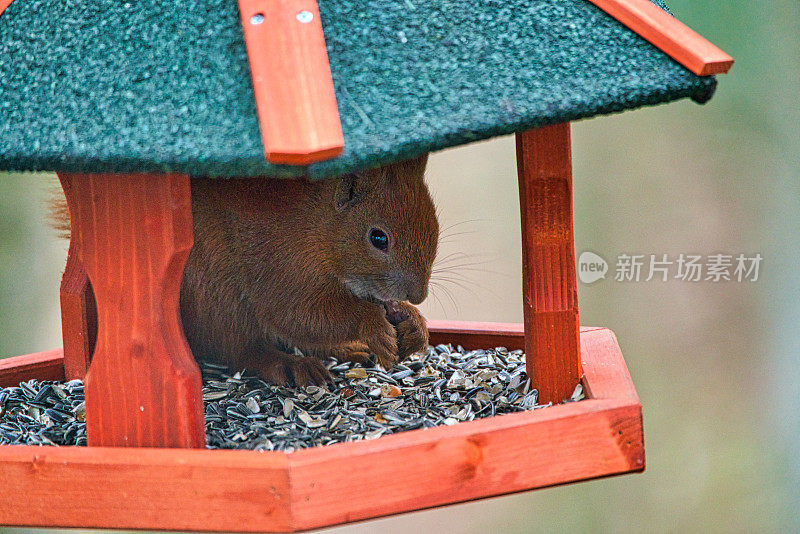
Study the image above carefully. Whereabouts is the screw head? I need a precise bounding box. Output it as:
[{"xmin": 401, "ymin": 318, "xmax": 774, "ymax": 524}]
[{"xmin": 296, "ymin": 10, "xmax": 313, "ymax": 23}]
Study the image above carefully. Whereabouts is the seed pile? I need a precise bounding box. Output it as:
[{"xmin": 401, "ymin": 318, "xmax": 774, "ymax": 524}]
[
  {"xmin": 0, "ymin": 345, "xmax": 583, "ymax": 450},
  {"xmin": 0, "ymin": 380, "xmax": 86, "ymax": 446}
]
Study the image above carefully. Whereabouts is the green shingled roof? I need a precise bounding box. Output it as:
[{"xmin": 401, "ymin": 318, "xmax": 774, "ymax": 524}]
[{"xmin": 0, "ymin": 0, "xmax": 716, "ymax": 178}]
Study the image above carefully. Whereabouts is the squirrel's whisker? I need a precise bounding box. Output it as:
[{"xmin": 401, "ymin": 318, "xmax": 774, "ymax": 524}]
[
  {"xmin": 437, "ymin": 230, "xmax": 478, "ymax": 242},
  {"xmin": 429, "ymin": 281, "xmax": 459, "ymax": 314},
  {"xmin": 426, "ymin": 284, "xmax": 448, "ymax": 315},
  {"xmin": 438, "ymin": 218, "xmax": 488, "ymax": 235},
  {"xmin": 432, "ymin": 251, "xmax": 491, "ymax": 265}
]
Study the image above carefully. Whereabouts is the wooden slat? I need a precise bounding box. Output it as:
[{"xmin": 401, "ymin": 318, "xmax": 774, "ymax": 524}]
[
  {"xmin": 58, "ymin": 189, "xmax": 97, "ymax": 380},
  {"xmin": 238, "ymin": 0, "xmax": 344, "ymax": 164},
  {"xmin": 0, "ymin": 447, "xmax": 292, "ymax": 531},
  {"xmin": 289, "ymin": 399, "xmax": 642, "ymax": 530},
  {"xmin": 586, "ymin": 0, "xmax": 733, "ymax": 76},
  {"xmin": 0, "ymin": 349, "xmax": 64, "ymax": 387},
  {"xmin": 59, "ymin": 173, "xmax": 205, "ymax": 449},
  {"xmin": 580, "ymin": 328, "xmax": 639, "ymax": 402},
  {"xmin": 0, "ymin": 326, "xmax": 644, "ymax": 532},
  {"xmin": 0, "ymin": 0, "xmax": 14, "ymax": 17},
  {"xmin": 427, "ymin": 321, "xmax": 605, "ymax": 351},
  {"xmin": 516, "ymin": 124, "xmax": 581, "ymax": 405},
  {"xmin": 428, "ymin": 320, "xmax": 525, "ymax": 350},
  {"xmin": 0, "ymin": 323, "xmax": 603, "ymax": 386}
]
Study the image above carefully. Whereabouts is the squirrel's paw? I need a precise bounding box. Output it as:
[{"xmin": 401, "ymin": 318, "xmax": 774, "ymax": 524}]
[
  {"xmin": 386, "ymin": 301, "xmax": 429, "ymax": 360},
  {"xmin": 327, "ymin": 342, "xmax": 372, "ymax": 365},
  {"xmin": 361, "ymin": 316, "xmax": 399, "ymax": 369},
  {"xmin": 256, "ymin": 352, "xmax": 331, "ymax": 387}
]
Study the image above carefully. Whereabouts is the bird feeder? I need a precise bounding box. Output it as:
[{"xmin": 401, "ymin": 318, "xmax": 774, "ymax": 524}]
[{"xmin": 0, "ymin": 0, "xmax": 731, "ymax": 530}]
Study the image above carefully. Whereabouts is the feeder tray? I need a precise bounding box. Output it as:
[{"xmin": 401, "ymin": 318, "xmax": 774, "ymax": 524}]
[
  {"xmin": 0, "ymin": 324, "xmax": 638, "ymax": 532},
  {"xmin": 0, "ymin": 0, "xmax": 731, "ymax": 530}
]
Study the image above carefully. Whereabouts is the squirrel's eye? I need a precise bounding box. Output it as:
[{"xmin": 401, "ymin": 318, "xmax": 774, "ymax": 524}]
[{"xmin": 369, "ymin": 228, "xmax": 389, "ymax": 251}]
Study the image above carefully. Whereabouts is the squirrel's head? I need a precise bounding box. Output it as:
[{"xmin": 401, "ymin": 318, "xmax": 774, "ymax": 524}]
[{"xmin": 331, "ymin": 155, "xmax": 438, "ymax": 305}]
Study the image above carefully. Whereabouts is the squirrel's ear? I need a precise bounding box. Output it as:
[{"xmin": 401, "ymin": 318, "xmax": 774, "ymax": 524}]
[{"xmin": 335, "ymin": 172, "xmax": 367, "ymax": 211}]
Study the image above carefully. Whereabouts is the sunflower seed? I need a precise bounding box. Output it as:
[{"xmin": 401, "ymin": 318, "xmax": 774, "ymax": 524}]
[{"xmin": 0, "ymin": 345, "xmax": 579, "ymax": 450}]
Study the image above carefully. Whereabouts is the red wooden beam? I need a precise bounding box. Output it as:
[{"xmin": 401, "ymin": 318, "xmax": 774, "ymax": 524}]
[
  {"xmin": 586, "ymin": 0, "xmax": 733, "ymax": 76},
  {"xmin": 238, "ymin": 0, "xmax": 344, "ymax": 164},
  {"xmin": 58, "ymin": 173, "xmax": 205, "ymax": 448},
  {"xmin": 0, "ymin": 323, "xmax": 604, "ymax": 387},
  {"xmin": 0, "ymin": 0, "xmax": 14, "ymax": 17},
  {"xmin": 0, "ymin": 349, "xmax": 64, "ymax": 387},
  {"xmin": 0, "ymin": 323, "xmax": 600, "ymax": 388},
  {"xmin": 516, "ymin": 123, "xmax": 581, "ymax": 405},
  {"xmin": 428, "ymin": 321, "xmax": 526, "ymax": 351},
  {"xmin": 58, "ymin": 187, "xmax": 97, "ymax": 380},
  {"xmin": 0, "ymin": 446, "xmax": 293, "ymax": 531},
  {"xmin": 427, "ymin": 321, "xmax": 608, "ymax": 353},
  {"xmin": 580, "ymin": 328, "xmax": 640, "ymax": 402}
]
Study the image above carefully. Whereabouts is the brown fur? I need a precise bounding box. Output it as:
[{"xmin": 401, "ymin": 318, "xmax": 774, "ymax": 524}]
[{"xmin": 52, "ymin": 156, "xmax": 439, "ymax": 385}]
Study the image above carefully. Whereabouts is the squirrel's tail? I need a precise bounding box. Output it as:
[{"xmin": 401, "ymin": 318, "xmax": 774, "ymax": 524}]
[{"xmin": 48, "ymin": 189, "xmax": 71, "ymax": 240}]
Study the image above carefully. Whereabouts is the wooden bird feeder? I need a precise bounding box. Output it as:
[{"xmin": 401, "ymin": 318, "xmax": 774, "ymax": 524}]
[{"xmin": 0, "ymin": 0, "xmax": 730, "ymax": 530}]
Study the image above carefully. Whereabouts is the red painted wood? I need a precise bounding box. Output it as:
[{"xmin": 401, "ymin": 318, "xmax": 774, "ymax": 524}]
[
  {"xmin": 580, "ymin": 328, "xmax": 639, "ymax": 402},
  {"xmin": 290, "ymin": 400, "xmax": 642, "ymax": 530},
  {"xmin": 0, "ymin": 323, "xmax": 599, "ymax": 387},
  {"xmin": 0, "ymin": 326, "xmax": 643, "ymax": 532},
  {"xmin": 0, "ymin": 349, "xmax": 64, "ymax": 387},
  {"xmin": 427, "ymin": 321, "xmax": 606, "ymax": 352},
  {"xmin": 428, "ymin": 320, "xmax": 526, "ymax": 351},
  {"xmin": 58, "ymin": 173, "xmax": 204, "ymax": 448},
  {"xmin": 238, "ymin": 0, "xmax": 344, "ymax": 164},
  {"xmin": 0, "ymin": 0, "xmax": 13, "ymax": 17},
  {"xmin": 516, "ymin": 123, "xmax": 581, "ymax": 405},
  {"xmin": 0, "ymin": 446, "xmax": 292, "ymax": 531},
  {"xmin": 58, "ymin": 183, "xmax": 97, "ymax": 380},
  {"xmin": 586, "ymin": 0, "xmax": 733, "ymax": 76}
]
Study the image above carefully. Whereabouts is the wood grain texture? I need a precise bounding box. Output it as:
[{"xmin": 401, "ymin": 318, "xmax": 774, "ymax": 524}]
[
  {"xmin": 581, "ymin": 328, "xmax": 639, "ymax": 402},
  {"xmin": 428, "ymin": 320, "xmax": 526, "ymax": 350},
  {"xmin": 586, "ymin": 0, "xmax": 733, "ymax": 76},
  {"xmin": 427, "ymin": 321, "xmax": 605, "ymax": 351},
  {"xmin": 289, "ymin": 326, "xmax": 644, "ymax": 531},
  {"xmin": 0, "ymin": 446, "xmax": 292, "ymax": 531},
  {"xmin": 238, "ymin": 0, "xmax": 344, "ymax": 164},
  {"xmin": 0, "ymin": 326, "xmax": 643, "ymax": 532},
  {"xmin": 58, "ymin": 173, "xmax": 204, "ymax": 448},
  {"xmin": 58, "ymin": 198, "xmax": 97, "ymax": 380},
  {"xmin": 0, "ymin": 349, "xmax": 64, "ymax": 387},
  {"xmin": 289, "ymin": 399, "xmax": 642, "ymax": 530},
  {"xmin": 516, "ymin": 124, "xmax": 581, "ymax": 405}
]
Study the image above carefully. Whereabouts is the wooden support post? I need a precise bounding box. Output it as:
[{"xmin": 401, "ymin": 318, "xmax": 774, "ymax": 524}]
[
  {"xmin": 59, "ymin": 231, "xmax": 97, "ymax": 380},
  {"xmin": 516, "ymin": 123, "xmax": 581, "ymax": 405},
  {"xmin": 58, "ymin": 173, "xmax": 205, "ymax": 448}
]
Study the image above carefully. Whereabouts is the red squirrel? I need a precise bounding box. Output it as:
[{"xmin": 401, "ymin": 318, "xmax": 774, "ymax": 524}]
[{"xmin": 53, "ymin": 155, "xmax": 439, "ymax": 386}]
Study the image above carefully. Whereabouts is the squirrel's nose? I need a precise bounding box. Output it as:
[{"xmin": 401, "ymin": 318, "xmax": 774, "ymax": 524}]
[{"xmin": 404, "ymin": 276, "xmax": 427, "ymax": 305}]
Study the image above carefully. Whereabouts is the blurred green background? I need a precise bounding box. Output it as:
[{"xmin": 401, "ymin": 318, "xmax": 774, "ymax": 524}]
[{"xmin": 1, "ymin": 1, "xmax": 798, "ymax": 533}]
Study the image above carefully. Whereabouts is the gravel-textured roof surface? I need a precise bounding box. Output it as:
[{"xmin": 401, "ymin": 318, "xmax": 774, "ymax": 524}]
[{"xmin": 0, "ymin": 0, "xmax": 715, "ymax": 177}]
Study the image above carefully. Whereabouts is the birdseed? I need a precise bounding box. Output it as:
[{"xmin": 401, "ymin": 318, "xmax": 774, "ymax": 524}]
[{"xmin": 0, "ymin": 345, "xmax": 583, "ymax": 450}]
